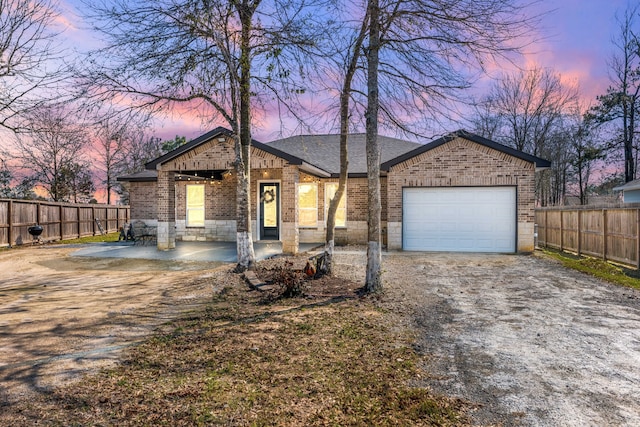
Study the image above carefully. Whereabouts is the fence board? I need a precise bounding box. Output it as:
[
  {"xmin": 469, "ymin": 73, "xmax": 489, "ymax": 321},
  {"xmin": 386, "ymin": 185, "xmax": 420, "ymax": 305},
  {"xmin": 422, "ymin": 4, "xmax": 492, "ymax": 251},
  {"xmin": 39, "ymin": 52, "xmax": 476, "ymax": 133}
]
[
  {"xmin": 0, "ymin": 199, "xmax": 129, "ymax": 247},
  {"xmin": 562, "ymin": 210, "xmax": 579, "ymax": 253},
  {"xmin": 537, "ymin": 207, "xmax": 640, "ymax": 269},
  {"xmin": 79, "ymin": 207, "xmax": 94, "ymax": 237}
]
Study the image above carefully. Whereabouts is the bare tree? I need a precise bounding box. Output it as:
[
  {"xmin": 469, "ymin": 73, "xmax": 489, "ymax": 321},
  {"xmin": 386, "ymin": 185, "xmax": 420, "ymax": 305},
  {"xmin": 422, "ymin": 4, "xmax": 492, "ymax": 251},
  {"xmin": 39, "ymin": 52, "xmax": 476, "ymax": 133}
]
[
  {"xmin": 114, "ymin": 132, "xmax": 164, "ymax": 204},
  {"xmin": 357, "ymin": 0, "xmax": 537, "ymax": 291},
  {"xmin": 472, "ymin": 67, "xmax": 578, "ymax": 205},
  {"xmin": 477, "ymin": 67, "xmax": 579, "ymax": 156},
  {"xmin": 92, "ymin": 116, "xmax": 134, "ymax": 204},
  {"xmin": 588, "ymin": 4, "xmax": 640, "ymax": 183},
  {"xmin": 470, "ymin": 97, "xmax": 503, "ymax": 141},
  {"xmin": 537, "ymin": 128, "xmax": 573, "ymax": 205},
  {"xmin": 122, "ymin": 135, "xmax": 163, "ymax": 173},
  {"xmin": 79, "ymin": 0, "xmax": 315, "ymax": 271},
  {"xmin": 12, "ymin": 104, "xmax": 88, "ymax": 201},
  {"xmin": 310, "ymin": 0, "xmax": 536, "ymax": 290},
  {"xmin": 0, "ymin": 0, "xmax": 68, "ymax": 132},
  {"xmin": 363, "ymin": 0, "xmax": 382, "ymax": 292},
  {"xmin": 318, "ymin": 8, "xmax": 369, "ymax": 274},
  {"xmin": 89, "ymin": 109, "xmax": 152, "ymax": 204},
  {"xmin": 318, "ymin": 0, "xmax": 534, "ymax": 287}
]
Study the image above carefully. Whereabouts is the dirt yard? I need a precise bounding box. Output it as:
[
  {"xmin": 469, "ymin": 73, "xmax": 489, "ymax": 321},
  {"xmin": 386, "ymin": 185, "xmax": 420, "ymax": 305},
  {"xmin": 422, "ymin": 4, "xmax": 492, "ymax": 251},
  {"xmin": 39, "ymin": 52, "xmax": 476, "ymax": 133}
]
[
  {"xmin": 333, "ymin": 250, "xmax": 640, "ymax": 426},
  {"xmin": 2, "ymin": 245, "xmax": 640, "ymax": 426},
  {"xmin": 0, "ymin": 245, "xmax": 225, "ymax": 404}
]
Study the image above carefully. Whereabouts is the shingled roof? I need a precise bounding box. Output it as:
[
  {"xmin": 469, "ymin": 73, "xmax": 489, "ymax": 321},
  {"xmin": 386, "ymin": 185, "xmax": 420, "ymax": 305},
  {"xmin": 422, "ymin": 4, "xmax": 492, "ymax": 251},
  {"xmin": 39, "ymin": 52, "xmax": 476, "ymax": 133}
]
[{"xmin": 266, "ymin": 133, "xmax": 422, "ymax": 176}]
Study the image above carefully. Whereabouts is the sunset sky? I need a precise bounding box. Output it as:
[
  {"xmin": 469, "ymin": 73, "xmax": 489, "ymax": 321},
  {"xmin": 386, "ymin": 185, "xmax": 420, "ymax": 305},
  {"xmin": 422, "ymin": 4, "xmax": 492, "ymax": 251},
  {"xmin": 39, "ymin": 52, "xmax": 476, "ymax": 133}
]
[{"xmin": 57, "ymin": 0, "xmax": 636, "ymax": 142}]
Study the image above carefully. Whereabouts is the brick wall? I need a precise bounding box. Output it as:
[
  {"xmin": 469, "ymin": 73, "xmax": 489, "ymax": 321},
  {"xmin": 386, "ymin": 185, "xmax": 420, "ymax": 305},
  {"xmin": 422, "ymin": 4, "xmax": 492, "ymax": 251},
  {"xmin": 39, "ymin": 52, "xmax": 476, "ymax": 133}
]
[
  {"xmin": 129, "ymin": 181, "xmax": 157, "ymax": 221},
  {"xmin": 342, "ymin": 177, "xmax": 387, "ymax": 222}
]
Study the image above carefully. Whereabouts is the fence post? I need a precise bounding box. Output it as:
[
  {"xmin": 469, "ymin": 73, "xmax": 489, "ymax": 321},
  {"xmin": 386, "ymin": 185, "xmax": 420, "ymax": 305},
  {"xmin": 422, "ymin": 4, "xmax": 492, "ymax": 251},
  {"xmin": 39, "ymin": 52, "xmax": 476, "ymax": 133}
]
[
  {"xmin": 8, "ymin": 200, "xmax": 13, "ymax": 247},
  {"xmin": 544, "ymin": 210, "xmax": 548, "ymax": 248},
  {"xmin": 77, "ymin": 205, "xmax": 81, "ymax": 238},
  {"xmin": 577, "ymin": 209, "xmax": 582, "ymax": 257},
  {"xmin": 603, "ymin": 209, "xmax": 608, "ymax": 261},
  {"xmin": 59, "ymin": 204, "xmax": 64, "ymax": 240},
  {"xmin": 636, "ymin": 209, "xmax": 640, "ymax": 270},
  {"xmin": 560, "ymin": 210, "xmax": 564, "ymax": 251},
  {"xmin": 92, "ymin": 206, "xmax": 96, "ymax": 236}
]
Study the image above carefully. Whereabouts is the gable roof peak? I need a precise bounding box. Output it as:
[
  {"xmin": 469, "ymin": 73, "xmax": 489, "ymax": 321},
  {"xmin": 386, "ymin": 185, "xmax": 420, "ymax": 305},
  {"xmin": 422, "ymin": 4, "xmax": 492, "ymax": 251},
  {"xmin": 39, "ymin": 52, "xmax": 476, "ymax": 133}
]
[{"xmin": 380, "ymin": 129, "xmax": 551, "ymax": 170}]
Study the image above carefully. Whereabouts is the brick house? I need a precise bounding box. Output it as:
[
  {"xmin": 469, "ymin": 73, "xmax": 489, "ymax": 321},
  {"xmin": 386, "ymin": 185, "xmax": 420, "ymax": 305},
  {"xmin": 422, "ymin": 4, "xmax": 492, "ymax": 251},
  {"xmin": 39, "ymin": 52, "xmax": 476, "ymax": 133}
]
[{"xmin": 118, "ymin": 127, "xmax": 550, "ymax": 253}]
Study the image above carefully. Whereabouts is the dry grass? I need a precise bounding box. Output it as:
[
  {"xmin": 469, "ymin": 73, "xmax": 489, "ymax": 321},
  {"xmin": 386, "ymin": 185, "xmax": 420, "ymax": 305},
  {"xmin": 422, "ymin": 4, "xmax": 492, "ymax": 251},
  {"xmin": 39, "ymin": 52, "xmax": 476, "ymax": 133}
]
[
  {"xmin": 2, "ymin": 256, "xmax": 471, "ymax": 426},
  {"xmin": 541, "ymin": 248, "xmax": 640, "ymax": 290}
]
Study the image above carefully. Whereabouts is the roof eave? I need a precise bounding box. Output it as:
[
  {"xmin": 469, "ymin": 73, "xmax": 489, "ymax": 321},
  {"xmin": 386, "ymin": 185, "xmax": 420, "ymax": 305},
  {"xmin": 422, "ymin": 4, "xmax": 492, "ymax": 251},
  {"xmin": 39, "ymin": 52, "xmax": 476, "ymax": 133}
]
[
  {"xmin": 455, "ymin": 130, "xmax": 551, "ymax": 168},
  {"xmin": 614, "ymin": 185, "xmax": 640, "ymax": 192},
  {"xmin": 251, "ymin": 140, "xmax": 305, "ymax": 165},
  {"xmin": 300, "ymin": 162, "xmax": 331, "ymax": 178}
]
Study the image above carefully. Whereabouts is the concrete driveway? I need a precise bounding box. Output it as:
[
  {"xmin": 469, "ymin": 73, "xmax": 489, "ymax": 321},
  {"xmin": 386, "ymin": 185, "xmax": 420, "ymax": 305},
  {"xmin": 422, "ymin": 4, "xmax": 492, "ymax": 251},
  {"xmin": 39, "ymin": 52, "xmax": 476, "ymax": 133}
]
[{"xmin": 362, "ymin": 252, "xmax": 640, "ymax": 426}]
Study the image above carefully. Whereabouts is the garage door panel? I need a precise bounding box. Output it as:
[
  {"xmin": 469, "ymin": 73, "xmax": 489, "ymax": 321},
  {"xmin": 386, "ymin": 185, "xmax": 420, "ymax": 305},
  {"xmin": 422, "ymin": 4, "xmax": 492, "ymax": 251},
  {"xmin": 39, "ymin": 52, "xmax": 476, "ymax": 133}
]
[{"xmin": 402, "ymin": 187, "xmax": 516, "ymax": 253}]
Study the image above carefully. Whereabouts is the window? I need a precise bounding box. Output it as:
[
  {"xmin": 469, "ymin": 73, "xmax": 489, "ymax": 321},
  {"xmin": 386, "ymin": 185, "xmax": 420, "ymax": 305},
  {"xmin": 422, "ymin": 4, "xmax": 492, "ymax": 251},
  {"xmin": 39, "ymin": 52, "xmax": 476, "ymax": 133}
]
[
  {"xmin": 325, "ymin": 183, "xmax": 347, "ymax": 227},
  {"xmin": 186, "ymin": 184, "xmax": 205, "ymax": 227},
  {"xmin": 297, "ymin": 183, "xmax": 317, "ymax": 227}
]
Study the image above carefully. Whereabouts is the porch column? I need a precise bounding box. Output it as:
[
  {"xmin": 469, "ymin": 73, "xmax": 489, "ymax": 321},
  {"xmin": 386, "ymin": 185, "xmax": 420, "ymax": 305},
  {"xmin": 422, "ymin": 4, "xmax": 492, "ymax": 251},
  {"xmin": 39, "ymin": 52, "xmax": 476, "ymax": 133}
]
[
  {"xmin": 281, "ymin": 164, "xmax": 299, "ymax": 254},
  {"xmin": 157, "ymin": 169, "xmax": 176, "ymax": 250}
]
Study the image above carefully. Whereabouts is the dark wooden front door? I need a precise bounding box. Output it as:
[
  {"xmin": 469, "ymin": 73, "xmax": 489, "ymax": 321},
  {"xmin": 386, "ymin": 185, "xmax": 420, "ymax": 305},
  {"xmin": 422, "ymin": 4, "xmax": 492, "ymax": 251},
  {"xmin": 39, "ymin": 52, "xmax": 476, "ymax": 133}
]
[{"xmin": 259, "ymin": 183, "xmax": 279, "ymax": 240}]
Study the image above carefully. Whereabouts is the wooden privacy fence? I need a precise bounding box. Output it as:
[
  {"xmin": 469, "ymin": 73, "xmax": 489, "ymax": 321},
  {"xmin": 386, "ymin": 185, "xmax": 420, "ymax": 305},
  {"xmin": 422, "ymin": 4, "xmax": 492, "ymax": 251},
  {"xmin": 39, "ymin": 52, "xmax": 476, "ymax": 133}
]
[
  {"xmin": 0, "ymin": 199, "xmax": 130, "ymax": 247},
  {"xmin": 536, "ymin": 206, "xmax": 640, "ymax": 269}
]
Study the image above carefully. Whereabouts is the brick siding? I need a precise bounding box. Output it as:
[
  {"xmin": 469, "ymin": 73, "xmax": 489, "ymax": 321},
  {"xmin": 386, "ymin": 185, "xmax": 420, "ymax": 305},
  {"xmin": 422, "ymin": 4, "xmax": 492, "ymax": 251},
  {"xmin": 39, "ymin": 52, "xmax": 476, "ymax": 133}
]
[{"xmin": 129, "ymin": 181, "xmax": 157, "ymax": 221}]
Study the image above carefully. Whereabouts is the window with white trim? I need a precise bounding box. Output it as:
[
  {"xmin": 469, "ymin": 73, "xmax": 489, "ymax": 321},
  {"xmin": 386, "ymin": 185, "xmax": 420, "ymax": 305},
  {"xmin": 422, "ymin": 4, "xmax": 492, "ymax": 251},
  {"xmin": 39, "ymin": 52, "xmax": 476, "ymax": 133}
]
[
  {"xmin": 325, "ymin": 182, "xmax": 346, "ymax": 227},
  {"xmin": 186, "ymin": 184, "xmax": 205, "ymax": 227},
  {"xmin": 297, "ymin": 183, "xmax": 317, "ymax": 227}
]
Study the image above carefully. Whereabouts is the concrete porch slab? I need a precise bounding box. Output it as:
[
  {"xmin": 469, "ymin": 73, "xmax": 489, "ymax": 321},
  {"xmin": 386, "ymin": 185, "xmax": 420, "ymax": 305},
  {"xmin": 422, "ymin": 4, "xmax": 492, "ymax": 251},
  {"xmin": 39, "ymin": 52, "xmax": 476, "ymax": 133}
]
[{"xmin": 71, "ymin": 241, "xmax": 322, "ymax": 263}]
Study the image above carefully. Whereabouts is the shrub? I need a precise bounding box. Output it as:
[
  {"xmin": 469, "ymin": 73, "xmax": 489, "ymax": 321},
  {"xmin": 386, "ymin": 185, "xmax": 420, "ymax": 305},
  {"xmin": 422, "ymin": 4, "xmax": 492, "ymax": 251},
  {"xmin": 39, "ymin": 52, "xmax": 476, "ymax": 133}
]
[{"xmin": 271, "ymin": 260, "xmax": 306, "ymax": 298}]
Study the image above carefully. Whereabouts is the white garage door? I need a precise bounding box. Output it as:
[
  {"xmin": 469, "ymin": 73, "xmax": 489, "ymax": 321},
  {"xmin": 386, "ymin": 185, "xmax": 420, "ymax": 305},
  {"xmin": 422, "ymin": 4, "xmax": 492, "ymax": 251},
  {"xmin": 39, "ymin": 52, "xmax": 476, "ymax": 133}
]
[{"xmin": 403, "ymin": 187, "xmax": 516, "ymax": 253}]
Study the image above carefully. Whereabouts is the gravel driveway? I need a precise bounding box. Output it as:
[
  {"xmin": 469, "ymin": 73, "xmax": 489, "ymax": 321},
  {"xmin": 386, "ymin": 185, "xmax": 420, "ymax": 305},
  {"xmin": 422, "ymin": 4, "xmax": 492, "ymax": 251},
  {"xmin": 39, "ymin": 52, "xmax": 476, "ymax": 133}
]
[{"xmin": 354, "ymin": 251, "xmax": 640, "ymax": 426}]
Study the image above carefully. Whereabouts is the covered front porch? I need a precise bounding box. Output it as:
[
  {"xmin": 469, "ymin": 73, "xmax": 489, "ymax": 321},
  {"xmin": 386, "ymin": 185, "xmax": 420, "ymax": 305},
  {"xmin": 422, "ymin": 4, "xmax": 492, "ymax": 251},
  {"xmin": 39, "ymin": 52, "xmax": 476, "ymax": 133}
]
[{"xmin": 121, "ymin": 128, "xmax": 332, "ymax": 255}]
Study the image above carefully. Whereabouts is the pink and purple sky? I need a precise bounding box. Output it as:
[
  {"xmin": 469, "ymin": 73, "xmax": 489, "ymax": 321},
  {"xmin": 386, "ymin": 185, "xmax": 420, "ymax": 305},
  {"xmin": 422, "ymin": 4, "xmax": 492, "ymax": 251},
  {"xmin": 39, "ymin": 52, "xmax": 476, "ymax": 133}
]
[{"xmin": 56, "ymin": 0, "xmax": 635, "ymax": 142}]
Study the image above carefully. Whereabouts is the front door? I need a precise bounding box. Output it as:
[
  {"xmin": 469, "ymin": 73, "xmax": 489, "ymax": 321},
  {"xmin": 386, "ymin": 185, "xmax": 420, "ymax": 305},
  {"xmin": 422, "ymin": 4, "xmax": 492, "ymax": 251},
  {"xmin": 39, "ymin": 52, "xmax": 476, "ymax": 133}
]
[{"xmin": 259, "ymin": 182, "xmax": 279, "ymax": 240}]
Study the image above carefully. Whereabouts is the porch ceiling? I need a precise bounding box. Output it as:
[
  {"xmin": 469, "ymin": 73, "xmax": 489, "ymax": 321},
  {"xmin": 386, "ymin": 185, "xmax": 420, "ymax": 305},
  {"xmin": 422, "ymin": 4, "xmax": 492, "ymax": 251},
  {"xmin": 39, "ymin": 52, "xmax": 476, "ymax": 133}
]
[{"xmin": 175, "ymin": 170, "xmax": 231, "ymax": 181}]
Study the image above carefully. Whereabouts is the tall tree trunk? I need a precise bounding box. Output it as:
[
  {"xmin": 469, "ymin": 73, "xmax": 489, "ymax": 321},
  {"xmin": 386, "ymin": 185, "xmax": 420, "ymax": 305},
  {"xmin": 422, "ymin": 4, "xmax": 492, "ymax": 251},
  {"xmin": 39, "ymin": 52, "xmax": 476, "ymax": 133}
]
[
  {"xmin": 628, "ymin": 99, "xmax": 636, "ymax": 181},
  {"xmin": 233, "ymin": 0, "xmax": 257, "ymax": 272},
  {"xmin": 106, "ymin": 164, "xmax": 112, "ymax": 205},
  {"xmin": 364, "ymin": 0, "xmax": 382, "ymax": 293},
  {"xmin": 325, "ymin": 13, "xmax": 368, "ymax": 274}
]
